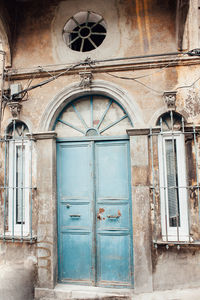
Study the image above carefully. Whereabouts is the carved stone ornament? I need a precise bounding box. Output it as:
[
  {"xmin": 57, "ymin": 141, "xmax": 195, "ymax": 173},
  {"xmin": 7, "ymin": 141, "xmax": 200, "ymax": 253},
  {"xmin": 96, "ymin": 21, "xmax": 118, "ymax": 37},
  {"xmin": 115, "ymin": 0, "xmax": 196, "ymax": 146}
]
[
  {"xmin": 7, "ymin": 101, "xmax": 22, "ymax": 119},
  {"xmin": 79, "ymin": 71, "xmax": 93, "ymax": 89},
  {"xmin": 163, "ymin": 91, "xmax": 177, "ymax": 109}
]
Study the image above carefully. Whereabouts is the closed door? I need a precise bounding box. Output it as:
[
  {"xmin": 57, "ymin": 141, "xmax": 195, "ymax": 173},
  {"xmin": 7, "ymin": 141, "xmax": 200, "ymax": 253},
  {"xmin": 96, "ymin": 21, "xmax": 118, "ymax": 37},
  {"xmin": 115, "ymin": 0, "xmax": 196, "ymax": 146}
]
[{"xmin": 57, "ymin": 140, "xmax": 133, "ymax": 288}]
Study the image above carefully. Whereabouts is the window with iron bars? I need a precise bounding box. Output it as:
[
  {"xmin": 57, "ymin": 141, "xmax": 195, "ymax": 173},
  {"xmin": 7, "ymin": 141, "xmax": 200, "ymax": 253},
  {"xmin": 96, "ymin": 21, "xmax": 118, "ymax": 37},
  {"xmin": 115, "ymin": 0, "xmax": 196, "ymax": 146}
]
[
  {"xmin": 0, "ymin": 120, "xmax": 35, "ymax": 242},
  {"xmin": 150, "ymin": 111, "xmax": 200, "ymax": 245}
]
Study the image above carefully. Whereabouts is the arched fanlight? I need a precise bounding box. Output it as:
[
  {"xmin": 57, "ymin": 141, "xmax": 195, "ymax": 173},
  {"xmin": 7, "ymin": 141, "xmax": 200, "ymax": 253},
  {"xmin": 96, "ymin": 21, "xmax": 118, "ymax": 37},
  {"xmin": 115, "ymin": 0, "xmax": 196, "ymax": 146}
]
[
  {"xmin": 54, "ymin": 95, "xmax": 132, "ymax": 137},
  {"xmin": 6, "ymin": 120, "xmax": 29, "ymax": 138},
  {"xmin": 157, "ymin": 111, "xmax": 184, "ymax": 131}
]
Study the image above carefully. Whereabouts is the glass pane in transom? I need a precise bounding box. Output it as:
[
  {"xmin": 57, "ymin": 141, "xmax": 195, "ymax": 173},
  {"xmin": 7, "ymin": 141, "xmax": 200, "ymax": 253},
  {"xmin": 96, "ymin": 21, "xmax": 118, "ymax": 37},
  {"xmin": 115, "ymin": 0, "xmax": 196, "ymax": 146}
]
[{"xmin": 54, "ymin": 95, "xmax": 132, "ymax": 137}]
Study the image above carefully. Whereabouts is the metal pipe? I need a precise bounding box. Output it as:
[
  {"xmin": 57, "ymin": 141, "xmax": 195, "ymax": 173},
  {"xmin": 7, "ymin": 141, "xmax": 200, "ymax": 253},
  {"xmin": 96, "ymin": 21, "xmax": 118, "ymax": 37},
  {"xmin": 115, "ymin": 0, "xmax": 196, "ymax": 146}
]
[
  {"xmin": 30, "ymin": 137, "xmax": 33, "ymax": 243},
  {"xmin": 12, "ymin": 120, "xmax": 16, "ymax": 242},
  {"xmin": 20, "ymin": 136, "xmax": 24, "ymax": 241},
  {"xmin": 170, "ymin": 111, "xmax": 180, "ymax": 242},
  {"xmin": 193, "ymin": 126, "xmax": 200, "ymax": 220},
  {"xmin": 182, "ymin": 117, "xmax": 191, "ymax": 242},
  {"xmin": 160, "ymin": 117, "xmax": 169, "ymax": 242},
  {"xmin": 3, "ymin": 134, "xmax": 7, "ymax": 240},
  {"xmin": 0, "ymin": 52, "xmax": 5, "ymax": 134},
  {"xmin": 150, "ymin": 127, "xmax": 157, "ymax": 243}
]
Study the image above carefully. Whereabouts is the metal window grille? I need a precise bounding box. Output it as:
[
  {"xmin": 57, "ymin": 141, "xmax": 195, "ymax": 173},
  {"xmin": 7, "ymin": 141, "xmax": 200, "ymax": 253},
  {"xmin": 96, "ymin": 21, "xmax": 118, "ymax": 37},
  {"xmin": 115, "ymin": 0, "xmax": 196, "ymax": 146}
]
[
  {"xmin": 149, "ymin": 111, "xmax": 200, "ymax": 246},
  {"xmin": 0, "ymin": 120, "xmax": 35, "ymax": 242}
]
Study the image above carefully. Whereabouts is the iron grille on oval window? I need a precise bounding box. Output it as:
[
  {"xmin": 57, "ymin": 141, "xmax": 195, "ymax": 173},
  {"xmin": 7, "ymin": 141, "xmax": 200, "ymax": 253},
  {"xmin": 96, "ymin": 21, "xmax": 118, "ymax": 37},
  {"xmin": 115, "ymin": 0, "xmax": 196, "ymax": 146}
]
[{"xmin": 63, "ymin": 11, "xmax": 107, "ymax": 52}]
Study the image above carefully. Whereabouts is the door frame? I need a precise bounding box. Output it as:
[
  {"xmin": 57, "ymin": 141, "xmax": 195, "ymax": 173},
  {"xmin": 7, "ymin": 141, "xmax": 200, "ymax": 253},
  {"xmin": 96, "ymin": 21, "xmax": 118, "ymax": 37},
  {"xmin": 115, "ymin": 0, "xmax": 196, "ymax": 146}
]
[{"xmin": 56, "ymin": 135, "xmax": 134, "ymax": 288}]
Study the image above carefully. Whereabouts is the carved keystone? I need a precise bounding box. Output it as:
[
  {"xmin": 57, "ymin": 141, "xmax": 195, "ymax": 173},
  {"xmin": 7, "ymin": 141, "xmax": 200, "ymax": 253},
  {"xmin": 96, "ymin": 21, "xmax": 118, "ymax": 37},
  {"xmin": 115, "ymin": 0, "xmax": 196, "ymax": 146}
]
[
  {"xmin": 79, "ymin": 71, "xmax": 93, "ymax": 89},
  {"xmin": 7, "ymin": 101, "xmax": 22, "ymax": 119},
  {"xmin": 163, "ymin": 91, "xmax": 177, "ymax": 109}
]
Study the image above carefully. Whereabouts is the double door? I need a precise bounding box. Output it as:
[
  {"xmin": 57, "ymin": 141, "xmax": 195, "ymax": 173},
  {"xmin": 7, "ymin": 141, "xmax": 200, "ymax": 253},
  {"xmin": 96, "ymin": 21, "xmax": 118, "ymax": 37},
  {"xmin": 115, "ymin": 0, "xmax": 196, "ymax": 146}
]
[{"xmin": 57, "ymin": 140, "xmax": 133, "ymax": 287}]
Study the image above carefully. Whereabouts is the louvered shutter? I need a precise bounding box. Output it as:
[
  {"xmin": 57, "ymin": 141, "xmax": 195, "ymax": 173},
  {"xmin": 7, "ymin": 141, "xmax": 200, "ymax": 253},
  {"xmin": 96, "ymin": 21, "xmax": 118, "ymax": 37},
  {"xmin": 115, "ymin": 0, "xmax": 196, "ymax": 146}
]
[
  {"xmin": 165, "ymin": 140, "xmax": 179, "ymax": 226},
  {"xmin": 16, "ymin": 145, "xmax": 25, "ymax": 224}
]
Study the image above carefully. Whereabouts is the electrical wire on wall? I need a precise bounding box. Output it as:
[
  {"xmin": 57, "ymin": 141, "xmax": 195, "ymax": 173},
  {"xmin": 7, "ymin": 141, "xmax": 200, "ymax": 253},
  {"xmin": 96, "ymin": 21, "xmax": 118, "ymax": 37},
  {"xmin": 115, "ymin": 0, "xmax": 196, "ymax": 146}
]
[
  {"xmin": 106, "ymin": 64, "xmax": 200, "ymax": 95},
  {"xmin": 105, "ymin": 51, "xmax": 200, "ymax": 94},
  {"xmin": 1, "ymin": 48, "xmax": 200, "ymax": 113}
]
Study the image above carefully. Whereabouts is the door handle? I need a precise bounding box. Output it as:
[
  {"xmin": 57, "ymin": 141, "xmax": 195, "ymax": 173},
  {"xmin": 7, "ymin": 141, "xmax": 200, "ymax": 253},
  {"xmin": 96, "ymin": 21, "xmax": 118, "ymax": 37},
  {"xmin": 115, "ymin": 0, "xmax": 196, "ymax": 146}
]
[
  {"xmin": 69, "ymin": 214, "xmax": 81, "ymax": 218},
  {"xmin": 107, "ymin": 215, "xmax": 120, "ymax": 219}
]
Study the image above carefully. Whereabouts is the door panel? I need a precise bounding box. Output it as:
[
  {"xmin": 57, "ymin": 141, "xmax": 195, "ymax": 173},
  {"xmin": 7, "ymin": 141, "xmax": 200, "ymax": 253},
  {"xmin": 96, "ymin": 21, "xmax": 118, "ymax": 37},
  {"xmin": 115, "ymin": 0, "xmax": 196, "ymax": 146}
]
[
  {"xmin": 96, "ymin": 202, "xmax": 130, "ymax": 229},
  {"xmin": 57, "ymin": 142, "xmax": 94, "ymax": 284},
  {"xmin": 57, "ymin": 140, "xmax": 133, "ymax": 287},
  {"xmin": 60, "ymin": 144, "xmax": 92, "ymax": 199},
  {"xmin": 95, "ymin": 143, "xmax": 129, "ymax": 199},
  {"xmin": 61, "ymin": 232, "xmax": 92, "ymax": 280},
  {"xmin": 97, "ymin": 233, "xmax": 131, "ymax": 283},
  {"xmin": 95, "ymin": 141, "xmax": 133, "ymax": 287},
  {"xmin": 60, "ymin": 202, "xmax": 91, "ymax": 228}
]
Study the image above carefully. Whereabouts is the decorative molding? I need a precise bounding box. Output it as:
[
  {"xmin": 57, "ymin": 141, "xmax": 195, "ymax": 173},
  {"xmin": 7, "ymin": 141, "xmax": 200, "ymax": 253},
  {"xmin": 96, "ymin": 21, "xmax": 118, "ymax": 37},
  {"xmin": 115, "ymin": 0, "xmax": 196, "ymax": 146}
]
[
  {"xmin": 79, "ymin": 71, "xmax": 93, "ymax": 89},
  {"xmin": 5, "ymin": 56, "xmax": 200, "ymax": 81},
  {"xmin": 127, "ymin": 127, "xmax": 161, "ymax": 136},
  {"xmin": 163, "ymin": 91, "xmax": 177, "ymax": 109},
  {"xmin": 39, "ymin": 80, "xmax": 144, "ymax": 131},
  {"xmin": 7, "ymin": 101, "xmax": 22, "ymax": 118},
  {"xmin": 127, "ymin": 126, "xmax": 200, "ymax": 136},
  {"xmin": 26, "ymin": 131, "xmax": 57, "ymax": 140},
  {"xmin": 127, "ymin": 128, "xmax": 150, "ymax": 136}
]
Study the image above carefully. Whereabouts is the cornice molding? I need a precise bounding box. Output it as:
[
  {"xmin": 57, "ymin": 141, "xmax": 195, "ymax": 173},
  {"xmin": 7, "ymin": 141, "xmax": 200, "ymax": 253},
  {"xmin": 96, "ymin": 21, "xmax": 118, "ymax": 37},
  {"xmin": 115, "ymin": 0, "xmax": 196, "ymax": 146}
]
[
  {"xmin": 127, "ymin": 125, "xmax": 200, "ymax": 136},
  {"xmin": 5, "ymin": 55, "xmax": 200, "ymax": 80},
  {"xmin": 26, "ymin": 131, "xmax": 57, "ymax": 140},
  {"xmin": 127, "ymin": 128, "xmax": 160, "ymax": 136}
]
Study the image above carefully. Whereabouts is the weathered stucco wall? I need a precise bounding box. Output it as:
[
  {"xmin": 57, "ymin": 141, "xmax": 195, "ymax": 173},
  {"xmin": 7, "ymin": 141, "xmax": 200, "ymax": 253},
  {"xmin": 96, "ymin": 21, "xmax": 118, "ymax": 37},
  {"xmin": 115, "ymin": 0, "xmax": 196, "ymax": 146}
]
[
  {"xmin": 12, "ymin": 0, "xmax": 177, "ymax": 68},
  {"xmin": 152, "ymin": 246, "xmax": 200, "ymax": 290},
  {"xmin": 1, "ymin": 0, "xmax": 200, "ymax": 297},
  {"xmin": 0, "ymin": 242, "xmax": 36, "ymax": 300},
  {"xmin": 148, "ymin": 131, "xmax": 200, "ymax": 291},
  {"xmin": 2, "ymin": 63, "xmax": 200, "ymax": 132}
]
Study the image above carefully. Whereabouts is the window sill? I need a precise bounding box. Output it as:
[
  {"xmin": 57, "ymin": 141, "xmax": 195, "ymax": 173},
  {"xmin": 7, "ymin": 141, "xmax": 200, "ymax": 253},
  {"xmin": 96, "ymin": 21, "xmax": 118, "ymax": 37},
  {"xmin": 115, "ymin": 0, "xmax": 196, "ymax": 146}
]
[
  {"xmin": 0, "ymin": 235, "xmax": 37, "ymax": 243},
  {"xmin": 153, "ymin": 240, "xmax": 200, "ymax": 249}
]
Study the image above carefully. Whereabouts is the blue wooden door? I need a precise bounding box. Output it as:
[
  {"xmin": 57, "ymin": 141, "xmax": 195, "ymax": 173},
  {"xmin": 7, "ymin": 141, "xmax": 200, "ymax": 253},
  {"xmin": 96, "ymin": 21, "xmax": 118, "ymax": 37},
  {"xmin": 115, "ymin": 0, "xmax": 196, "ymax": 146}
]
[
  {"xmin": 95, "ymin": 141, "xmax": 133, "ymax": 287},
  {"xmin": 57, "ymin": 142, "xmax": 94, "ymax": 285},
  {"xmin": 57, "ymin": 140, "xmax": 133, "ymax": 287}
]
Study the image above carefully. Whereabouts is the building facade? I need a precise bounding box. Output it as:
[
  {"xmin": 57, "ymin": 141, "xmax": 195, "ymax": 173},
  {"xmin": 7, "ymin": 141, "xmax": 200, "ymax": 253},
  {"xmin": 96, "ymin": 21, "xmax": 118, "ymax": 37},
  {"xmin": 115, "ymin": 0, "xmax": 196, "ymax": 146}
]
[{"xmin": 0, "ymin": 0, "xmax": 200, "ymax": 299}]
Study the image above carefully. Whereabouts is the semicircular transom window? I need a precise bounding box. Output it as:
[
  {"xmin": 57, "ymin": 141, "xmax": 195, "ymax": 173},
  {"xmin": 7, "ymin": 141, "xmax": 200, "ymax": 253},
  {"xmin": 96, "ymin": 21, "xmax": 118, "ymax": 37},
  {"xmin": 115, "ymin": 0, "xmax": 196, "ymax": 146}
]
[
  {"xmin": 157, "ymin": 111, "xmax": 183, "ymax": 131},
  {"xmin": 63, "ymin": 11, "xmax": 107, "ymax": 52},
  {"xmin": 54, "ymin": 95, "xmax": 132, "ymax": 138},
  {"xmin": 7, "ymin": 120, "xmax": 29, "ymax": 139}
]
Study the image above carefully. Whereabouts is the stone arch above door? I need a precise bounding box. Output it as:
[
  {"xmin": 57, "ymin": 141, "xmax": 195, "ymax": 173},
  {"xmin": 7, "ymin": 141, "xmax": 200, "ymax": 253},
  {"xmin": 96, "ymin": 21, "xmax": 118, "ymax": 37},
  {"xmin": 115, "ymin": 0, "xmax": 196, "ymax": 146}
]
[{"xmin": 39, "ymin": 80, "xmax": 144, "ymax": 132}]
